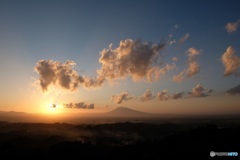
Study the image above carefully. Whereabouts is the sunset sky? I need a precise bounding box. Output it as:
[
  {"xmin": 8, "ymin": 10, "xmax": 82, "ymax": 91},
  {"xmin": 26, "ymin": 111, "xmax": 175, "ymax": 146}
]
[{"xmin": 0, "ymin": 0, "xmax": 240, "ymax": 115}]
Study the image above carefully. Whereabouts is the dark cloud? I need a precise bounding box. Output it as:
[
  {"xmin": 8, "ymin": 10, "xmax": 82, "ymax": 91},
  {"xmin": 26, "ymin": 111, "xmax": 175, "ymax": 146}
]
[
  {"xmin": 171, "ymin": 92, "xmax": 185, "ymax": 99},
  {"xmin": 157, "ymin": 90, "xmax": 184, "ymax": 101},
  {"xmin": 63, "ymin": 102, "xmax": 94, "ymax": 109},
  {"xmin": 226, "ymin": 84, "xmax": 240, "ymax": 95},
  {"xmin": 140, "ymin": 90, "xmax": 155, "ymax": 102},
  {"xmin": 221, "ymin": 46, "xmax": 240, "ymax": 77},
  {"xmin": 111, "ymin": 91, "xmax": 134, "ymax": 104},
  {"xmin": 188, "ymin": 84, "xmax": 211, "ymax": 98}
]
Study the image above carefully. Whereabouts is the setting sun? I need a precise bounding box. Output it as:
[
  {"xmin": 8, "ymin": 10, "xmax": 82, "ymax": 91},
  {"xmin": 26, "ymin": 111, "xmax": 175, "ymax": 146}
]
[{"xmin": 41, "ymin": 103, "xmax": 63, "ymax": 115}]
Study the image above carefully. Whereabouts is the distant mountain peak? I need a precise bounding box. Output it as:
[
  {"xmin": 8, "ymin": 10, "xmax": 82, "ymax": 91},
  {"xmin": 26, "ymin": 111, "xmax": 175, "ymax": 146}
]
[
  {"xmin": 112, "ymin": 106, "xmax": 135, "ymax": 111},
  {"xmin": 105, "ymin": 107, "xmax": 155, "ymax": 117}
]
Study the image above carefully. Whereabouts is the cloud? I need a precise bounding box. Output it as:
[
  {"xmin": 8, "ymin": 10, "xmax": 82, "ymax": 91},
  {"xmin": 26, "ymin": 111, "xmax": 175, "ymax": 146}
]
[
  {"xmin": 172, "ymin": 57, "xmax": 178, "ymax": 62},
  {"xmin": 225, "ymin": 19, "xmax": 240, "ymax": 33},
  {"xmin": 34, "ymin": 60, "xmax": 105, "ymax": 92},
  {"xmin": 157, "ymin": 90, "xmax": 184, "ymax": 101},
  {"xmin": 34, "ymin": 60, "xmax": 79, "ymax": 92},
  {"xmin": 174, "ymin": 24, "xmax": 179, "ymax": 29},
  {"xmin": 63, "ymin": 102, "xmax": 94, "ymax": 109},
  {"xmin": 186, "ymin": 47, "xmax": 201, "ymax": 77},
  {"xmin": 171, "ymin": 92, "xmax": 185, "ymax": 99},
  {"xmin": 172, "ymin": 48, "xmax": 201, "ymax": 82},
  {"xmin": 147, "ymin": 63, "xmax": 176, "ymax": 82},
  {"xmin": 111, "ymin": 91, "xmax": 134, "ymax": 104},
  {"xmin": 172, "ymin": 70, "xmax": 185, "ymax": 82},
  {"xmin": 169, "ymin": 39, "xmax": 176, "ymax": 46},
  {"xmin": 159, "ymin": 84, "xmax": 211, "ymax": 100},
  {"xmin": 157, "ymin": 90, "xmax": 170, "ymax": 101},
  {"xmin": 226, "ymin": 84, "xmax": 240, "ymax": 95},
  {"xmin": 186, "ymin": 61, "xmax": 200, "ymax": 77},
  {"xmin": 35, "ymin": 39, "xmax": 176, "ymax": 92},
  {"xmin": 140, "ymin": 90, "xmax": 155, "ymax": 102},
  {"xmin": 187, "ymin": 47, "xmax": 201, "ymax": 57},
  {"xmin": 221, "ymin": 46, "xmax": 240, "ymax": 77},
  {"xmin": 97, "ymin": 39, "xmax": 175, "ymax": 82},
  {"xmin": 179, "ymin": 33, "xmax": 190, "ymax": 44},
  {"xmin": 189, "ymin": 84, "xmax": 211, "ymax": 97}
]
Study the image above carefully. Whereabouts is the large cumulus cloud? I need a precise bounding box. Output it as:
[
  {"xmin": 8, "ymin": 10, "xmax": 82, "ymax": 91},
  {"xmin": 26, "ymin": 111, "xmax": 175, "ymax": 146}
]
[
  {"xmin": 97, "ymin": 39, "xmax": 175, "ymax": 82},
  {"xmin": 34, "ymin": 60, "xmax": 79, "ymax": 92},
  {"xmin": 35, "ymin": 39, "xmax": 176, "ymax": 92},
  {"xmin": 221, "ymin": 46, "xmax": 240, "ymax": 77},
  {"xmin": 34, "ymin": 60, "xmax": 104, "ymax": 92}
]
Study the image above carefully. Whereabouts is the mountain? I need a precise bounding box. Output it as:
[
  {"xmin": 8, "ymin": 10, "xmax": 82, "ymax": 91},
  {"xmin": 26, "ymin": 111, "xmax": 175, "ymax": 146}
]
[
  {"xmin": 0, "ymin": 107, "xmax": 159, "ymax": 124},
  {"xmin": 103, "ymin": 107, "xmax": 158, "ymax": 117},
  {"xmin": 0, "ymin": 111, "xmax": 63, "ymax": 123},
  {"xmin": 0, "ymin": 111, "xmax": 38, "ymax": 122}
]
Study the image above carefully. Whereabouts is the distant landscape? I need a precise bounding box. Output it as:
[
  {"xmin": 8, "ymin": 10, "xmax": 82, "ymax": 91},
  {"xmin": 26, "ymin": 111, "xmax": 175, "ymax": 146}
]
[{"xmin": 0, "ymin": 107, "xmax": 239, "ymax": 159}]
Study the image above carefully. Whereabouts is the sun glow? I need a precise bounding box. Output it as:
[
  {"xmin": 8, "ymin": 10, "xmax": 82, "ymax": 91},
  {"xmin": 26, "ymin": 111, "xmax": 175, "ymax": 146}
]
[{"xmin": 41, "ymin": 103, "xmax": 64, "ymax": 115}]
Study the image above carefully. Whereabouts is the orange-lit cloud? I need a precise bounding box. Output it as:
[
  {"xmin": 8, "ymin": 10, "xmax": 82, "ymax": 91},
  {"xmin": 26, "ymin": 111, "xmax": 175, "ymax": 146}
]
[
  {"xmin": 172, "ymin": 70, "xmax": 185, "ymax": 83},
  {"xmin": 97, "ymin": 39, "xmax": 175, "ymax": 82},
  {"xmin": 188, "ymin": 84, "xmax": 212, "ymax": 97},
  {"xmin": 186, "ymin": 47, "xmax": 201, "ymax": 77},
  {"xmin": 221, "ymin": 46, "xmax": 240, "ymax": 77},
  {"xmin": 111, "ymin": 91, "xmax": 134, "ymax": 104},
  {"xmin": 140, "ymin": 90, "xmax": 155, "ymax": 102},
  {"xmin": 173, "ymin": 47, "xmax": 201, "ymax": 82},
  {"xmin": 172, "ymin": 57, "xmax": 178, "ymax": 62},
  {"xmin": 225, "ymin": 19, "xmax": 240, "ymax": 33},
  {"xmin": 35, "ymin": 39, "xmax": 176, "ymax": 92},
  {"xmin": 179, "ymin": 33, "xmax": 190, "ymax": 44}
]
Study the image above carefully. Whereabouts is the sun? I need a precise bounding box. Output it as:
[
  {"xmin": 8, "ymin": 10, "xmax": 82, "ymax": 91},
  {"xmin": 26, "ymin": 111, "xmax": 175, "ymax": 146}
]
[{"xmin": 43, "ymin": 103, "xmax": 63, "ymax": 115}]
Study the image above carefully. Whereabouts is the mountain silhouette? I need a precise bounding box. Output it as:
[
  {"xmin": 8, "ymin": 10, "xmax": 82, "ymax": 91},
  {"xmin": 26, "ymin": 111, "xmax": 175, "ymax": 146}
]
[{"xmin": 103, "ymin": 107, "xmax": 157, "ymax": 117}]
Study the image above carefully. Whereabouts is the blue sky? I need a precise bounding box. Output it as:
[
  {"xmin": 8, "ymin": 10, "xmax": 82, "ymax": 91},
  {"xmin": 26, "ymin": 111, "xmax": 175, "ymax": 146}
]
[{"xmin": 0, "ymin": 0, "xmax": 240, "ymax": 114}]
